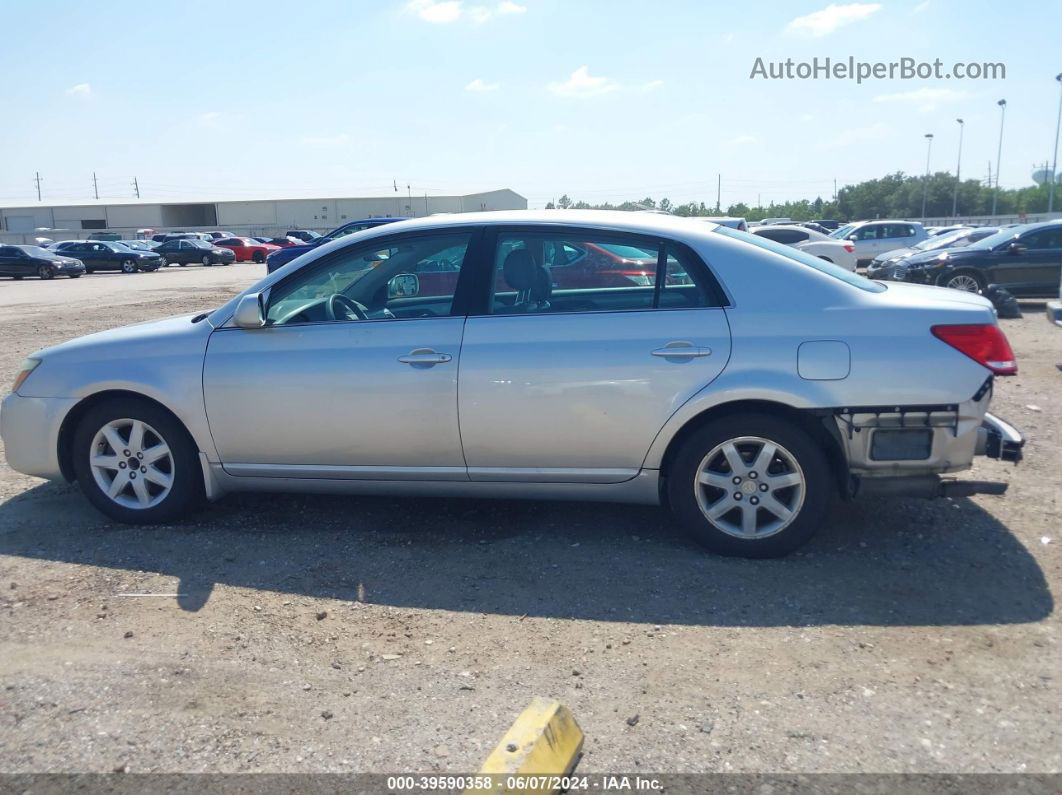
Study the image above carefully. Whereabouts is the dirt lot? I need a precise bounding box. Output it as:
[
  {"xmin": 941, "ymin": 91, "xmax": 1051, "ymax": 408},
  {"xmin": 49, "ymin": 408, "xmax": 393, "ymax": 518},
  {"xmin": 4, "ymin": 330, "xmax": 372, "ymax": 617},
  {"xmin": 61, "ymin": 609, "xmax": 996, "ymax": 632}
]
[{"xmin": 0, "ymin": 265, "xmax": 1058, "ymax": 774}]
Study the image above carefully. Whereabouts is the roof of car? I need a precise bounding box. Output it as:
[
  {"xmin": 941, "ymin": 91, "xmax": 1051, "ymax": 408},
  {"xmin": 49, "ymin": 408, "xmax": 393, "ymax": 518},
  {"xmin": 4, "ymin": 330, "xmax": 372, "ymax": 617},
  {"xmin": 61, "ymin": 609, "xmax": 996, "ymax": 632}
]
[{"xmin": 340, "ymin": 209, "xmax": 722, "ymax": 236}]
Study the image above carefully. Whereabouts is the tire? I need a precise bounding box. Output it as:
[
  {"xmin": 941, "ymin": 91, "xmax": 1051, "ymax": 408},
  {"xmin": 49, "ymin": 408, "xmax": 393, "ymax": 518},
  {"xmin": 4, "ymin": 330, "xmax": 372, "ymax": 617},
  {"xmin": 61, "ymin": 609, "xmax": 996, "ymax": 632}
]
[
  {"xmin": 940, "ymin": 269, "xmax": 985, "ymax": 293},
  {"xmin": 85, "ymin": 267, "xmax": 94, "ymax": 274},
  {"xmin": 202, "ymin": 255, "xmax": 212, "ymax": 266},
  {"xmin": 13, "ymin": 276, "xmax": 22, "ymax": 280},
  {"xmin": 120, "ymin": 259, "xmax": 137, "ymax": 274},
  {"xmin": 666, "ymin": 413, "xmax": 833, "ymax": 558},
  {"xmin": 252, "ymin": 251, "xmax": 265, "ymax": 264},
  {"xmin": 984, "ymin": 284, "xmax": 1022, "ymax": 319},
  {"xmin": 158, "ymin": 256, "xmax": 168, "ymax": 267},
  {"xmin": 72, "ymin": 397, "xmax": 204, "ymax": 524},
  {"xmin": 38, "ymin": 265, "xmax": 55, "ymax": 280},
  {"xmin": 69, "ymin": 274, "xmax": 81, "ymax": 279}
]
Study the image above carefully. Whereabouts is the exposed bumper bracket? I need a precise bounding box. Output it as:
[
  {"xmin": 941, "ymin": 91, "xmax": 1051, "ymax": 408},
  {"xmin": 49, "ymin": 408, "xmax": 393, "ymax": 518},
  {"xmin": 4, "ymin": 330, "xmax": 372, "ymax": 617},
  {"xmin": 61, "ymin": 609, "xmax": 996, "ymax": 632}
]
[{"xmin": 978, "ymin": 412, "xmax": 1024, "ymax": 464}]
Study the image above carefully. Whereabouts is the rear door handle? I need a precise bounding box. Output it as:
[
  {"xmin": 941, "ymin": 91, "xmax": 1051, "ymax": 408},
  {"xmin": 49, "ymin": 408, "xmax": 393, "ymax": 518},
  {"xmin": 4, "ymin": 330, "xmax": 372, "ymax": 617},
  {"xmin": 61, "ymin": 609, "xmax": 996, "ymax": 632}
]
[
  {"xmin": 398, "ymin": 348, "xmax": 452, "ymax": 366},
  {"xmin": 651, "ymin": 342, "xmax": 712, "ymax": 359}
]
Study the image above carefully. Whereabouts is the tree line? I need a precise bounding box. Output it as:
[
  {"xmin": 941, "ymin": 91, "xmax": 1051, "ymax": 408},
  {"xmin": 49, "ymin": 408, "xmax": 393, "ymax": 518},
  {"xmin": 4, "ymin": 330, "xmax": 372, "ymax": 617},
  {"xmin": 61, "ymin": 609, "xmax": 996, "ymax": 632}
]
[{"xmin": 543, "ymin": 172, "xmax": 1059, "ymax": 222}]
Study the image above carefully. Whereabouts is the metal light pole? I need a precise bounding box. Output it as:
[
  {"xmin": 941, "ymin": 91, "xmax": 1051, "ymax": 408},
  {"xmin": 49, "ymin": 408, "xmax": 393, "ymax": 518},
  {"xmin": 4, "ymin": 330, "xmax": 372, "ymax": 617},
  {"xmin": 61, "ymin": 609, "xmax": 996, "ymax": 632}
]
[
  {"xmin": 921, "ymin": 133, "xmax": 934, "ymax": 222},
  {"xmin": 992, "ymin": 99, "xmax": 1006, "ymax": 216},
  {"xmin": 952, "ymin": 118, "xmax": 964, "ymax": 218},
  {"xmin": 1049, "ymin": 73, "xmax": 1062, "ymax": 213}
]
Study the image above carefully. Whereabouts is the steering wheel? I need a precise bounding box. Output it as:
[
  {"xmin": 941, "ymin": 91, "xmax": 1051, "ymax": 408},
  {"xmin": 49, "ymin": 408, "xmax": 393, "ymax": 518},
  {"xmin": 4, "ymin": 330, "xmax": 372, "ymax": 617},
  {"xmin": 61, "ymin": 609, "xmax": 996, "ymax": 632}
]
[{"xmin": 326, "ymin": 293, "xmax": 369, "ymax": 321}]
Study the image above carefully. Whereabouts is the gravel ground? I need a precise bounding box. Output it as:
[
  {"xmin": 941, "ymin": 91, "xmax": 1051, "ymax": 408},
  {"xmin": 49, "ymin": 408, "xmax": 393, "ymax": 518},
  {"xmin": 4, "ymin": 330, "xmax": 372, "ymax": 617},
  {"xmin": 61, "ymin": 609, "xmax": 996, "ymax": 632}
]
[{"xmin": 0, "ymin": 266, "xmax": 1058, "ymax": 774}]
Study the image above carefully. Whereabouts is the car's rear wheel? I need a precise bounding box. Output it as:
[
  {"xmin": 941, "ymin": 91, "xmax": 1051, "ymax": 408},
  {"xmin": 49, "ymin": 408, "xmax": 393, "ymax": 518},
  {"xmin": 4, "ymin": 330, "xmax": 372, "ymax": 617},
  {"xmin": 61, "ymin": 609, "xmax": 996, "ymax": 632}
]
[
  {"xmin": 940, "ymin": 269, "xmax": 984, "ymax": 292},
  {"xmin": 120, "ymin": 259, "xmax": 137, "ymax": 274},
  {"xmin": 38, "ymin": 265, "xmax": 54, "ymax": 280},
  {"xmin": 158, "ymin": 256, "xmax": 168, "ymax": 267},
  {"xmin": 72, "ymin": 398, "xmax": 203, "ymax": 524},
  {"xmin": 252, "ymin": 251, "xmax": 265, "ymax": 264},
  {"xmin": 202, "ymin": 255, "xmax": 212, "ymax": 266},
  {"xmin": 666, "ymin": 413, "xmax": 832, "ymax": 557}
]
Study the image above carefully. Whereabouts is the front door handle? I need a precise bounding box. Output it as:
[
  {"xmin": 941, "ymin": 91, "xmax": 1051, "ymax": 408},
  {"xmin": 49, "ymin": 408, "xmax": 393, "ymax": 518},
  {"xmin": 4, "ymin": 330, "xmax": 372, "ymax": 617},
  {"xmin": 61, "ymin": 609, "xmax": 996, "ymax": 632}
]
[
  {"xmin": 651, "ymin": 341, "xmax": 712, "ymax": 359},
  {"xmin": 398, "ymin": 348, "xmax": 452, "ymax": 366}
]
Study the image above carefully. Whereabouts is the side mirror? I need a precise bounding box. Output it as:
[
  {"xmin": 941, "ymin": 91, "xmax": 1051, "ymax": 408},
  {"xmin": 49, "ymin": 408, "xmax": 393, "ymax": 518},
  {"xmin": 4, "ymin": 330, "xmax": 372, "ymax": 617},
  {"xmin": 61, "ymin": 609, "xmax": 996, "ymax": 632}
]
[
  {"xmin": 388, "ymin": 273, "xmax": 420, "ymax": 299},
  {"xmin": 847, "ymin": 235, "xmax": 857, "ymax": 242},
  {"xmin": 233, "ymin": 292, "xmax": 266, "ymax": 328},
  {"xmin": 1007, "ymin": 242, "xmax": 1026, "ymax": 256}
]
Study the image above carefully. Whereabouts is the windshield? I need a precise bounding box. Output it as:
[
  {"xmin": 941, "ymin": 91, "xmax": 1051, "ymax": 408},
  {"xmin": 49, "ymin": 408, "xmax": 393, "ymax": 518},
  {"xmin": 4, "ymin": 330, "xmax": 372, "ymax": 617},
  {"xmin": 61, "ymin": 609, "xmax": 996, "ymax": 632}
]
[
  {"xmin": 18, "ymin": 245, "xmax": 52, "ymax": 257},
  {"xmin": 828, "ymin": 224, "xmax": 856, "ymax": 239},
  {"xmin": 966, "ymin": 227, "xmax": 1026, "ymax": 250},
  {"xmin": 715, "ymin": 226, "xmax": 885, "ymax": 292},
  {"xmin": 917, "ymin": 229, "xmax": 972, "ymax": 251}
]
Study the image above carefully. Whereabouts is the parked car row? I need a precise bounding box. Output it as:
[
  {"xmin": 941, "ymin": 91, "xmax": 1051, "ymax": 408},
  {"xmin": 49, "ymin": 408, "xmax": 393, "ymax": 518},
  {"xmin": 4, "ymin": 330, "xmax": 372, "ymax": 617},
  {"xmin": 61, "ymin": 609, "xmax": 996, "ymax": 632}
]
[{"xmin": 866, "ymin": 220, "xmax": 1062, "ymax": 297}]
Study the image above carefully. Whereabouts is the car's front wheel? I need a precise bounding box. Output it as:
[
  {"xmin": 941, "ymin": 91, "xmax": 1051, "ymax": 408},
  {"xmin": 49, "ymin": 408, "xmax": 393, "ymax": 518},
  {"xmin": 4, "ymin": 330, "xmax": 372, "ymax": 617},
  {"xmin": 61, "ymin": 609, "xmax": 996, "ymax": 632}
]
[
  {"xmin": 252, "ymin": 251, "xmax": 265, "ymax": 264},
  {"xmin": 37, "ymin": 265, "xmax": 54, "ymax": 280},
  {"xmin": 666, "ymin": 413, "xmax": 833, "ymax": 557},
  {"xmin": 940, "ymin": 269, "xmax": 984, "ymax": 292},
  {"xmin": 202, "ymin": 255, "xmax": 212, "ymax": 266},
  {"xmin": 72, "ymin": 398, "xmax": 203, "ymax": 524}
]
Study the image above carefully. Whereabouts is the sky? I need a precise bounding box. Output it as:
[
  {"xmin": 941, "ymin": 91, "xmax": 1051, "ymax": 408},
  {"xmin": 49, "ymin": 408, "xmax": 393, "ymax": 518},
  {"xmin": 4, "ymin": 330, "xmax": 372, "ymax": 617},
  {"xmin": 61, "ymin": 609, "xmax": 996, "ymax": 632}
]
[{"xmin": 0, "ymin": 0, "xmax": 1059, "ymax": 210}]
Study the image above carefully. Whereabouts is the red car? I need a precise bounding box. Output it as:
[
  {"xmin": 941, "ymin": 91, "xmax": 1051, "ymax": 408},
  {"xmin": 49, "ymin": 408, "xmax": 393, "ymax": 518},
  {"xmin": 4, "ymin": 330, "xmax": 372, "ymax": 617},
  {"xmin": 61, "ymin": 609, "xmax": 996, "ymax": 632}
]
[
  {"xmin": 212, "ymin": 237, "xmax": 280, "ymax": 263},
  {"xmin": 266, "ymin": 236, "xmax": 306, "ymax": 248}
]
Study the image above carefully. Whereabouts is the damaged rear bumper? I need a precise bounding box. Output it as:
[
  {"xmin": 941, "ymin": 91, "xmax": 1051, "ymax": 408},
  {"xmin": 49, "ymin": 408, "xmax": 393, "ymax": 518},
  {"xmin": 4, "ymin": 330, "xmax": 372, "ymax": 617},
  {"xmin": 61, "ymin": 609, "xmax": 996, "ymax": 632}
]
[{"xmin": 977, "ymin": 412, "xmax": 1024, "ymax": 463}]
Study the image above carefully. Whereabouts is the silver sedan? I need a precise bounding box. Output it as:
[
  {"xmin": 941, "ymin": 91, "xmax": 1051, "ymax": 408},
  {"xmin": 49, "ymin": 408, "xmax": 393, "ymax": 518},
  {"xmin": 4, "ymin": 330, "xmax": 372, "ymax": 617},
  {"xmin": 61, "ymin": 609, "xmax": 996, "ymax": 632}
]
[{"xmin": 1, "ymin": 211, "xmax": 1025, "ymax": 557}]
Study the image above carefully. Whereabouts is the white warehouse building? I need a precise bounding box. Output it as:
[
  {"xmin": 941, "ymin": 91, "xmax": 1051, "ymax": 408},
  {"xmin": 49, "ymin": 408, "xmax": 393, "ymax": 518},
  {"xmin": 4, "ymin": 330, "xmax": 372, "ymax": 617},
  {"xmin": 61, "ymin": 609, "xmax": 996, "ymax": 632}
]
[{"xmin": 0, "ymin": 188, "xmax": 526, "ymax": 241}]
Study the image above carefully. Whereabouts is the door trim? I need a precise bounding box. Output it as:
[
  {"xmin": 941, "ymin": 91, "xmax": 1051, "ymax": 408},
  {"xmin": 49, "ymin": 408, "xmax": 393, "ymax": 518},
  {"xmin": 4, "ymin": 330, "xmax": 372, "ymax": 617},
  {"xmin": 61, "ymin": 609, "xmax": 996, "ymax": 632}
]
[{"xmin": 221, "ymin": 463, "xmax": 470, "ymax": 481}]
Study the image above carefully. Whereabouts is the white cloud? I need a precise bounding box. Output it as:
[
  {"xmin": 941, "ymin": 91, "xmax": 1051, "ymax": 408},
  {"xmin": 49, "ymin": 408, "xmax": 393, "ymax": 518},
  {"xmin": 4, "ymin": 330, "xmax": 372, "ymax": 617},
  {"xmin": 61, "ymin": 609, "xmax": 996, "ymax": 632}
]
[
  {"xmin": 65, "ymin": 82, "xmax": 92, "ymax": 98},
  {"xmin": 300, "ymin": 133, "xmax": 352, "ymax": 146},
  {"xmin": 730, "ymin": 135, "xmax": 757, "ymax": 145},
  {"xmin": 799, "ymin": 112, "xmax": 815, "ymax": 122},
  {"xmin": 825, "ymin": 122, "xmax": 890, "ymax": 148},
  {"xmin": 873, "ymin": 87, "xmax": 968, "ymax": 111},
  {"xmin": 913, "ymin": 0, "xmax": 930, "ymax": 11},
  {"xmin": 465, "ymin": 78, "xmax": 500, "ymax": 92},
  {"xmin": 197, "ymin": 111, "xmax": 224, "ymax": 128},
  {"xmin": 407, "ymin": 0, "xmax": 462, "ymax": 22},
  {"xmin": 407, "ymin": 0, "xmax": 525, "ymax": 23},
  {"xmin": 547, "ymin": 66, "xmax": 620, "ymax": 98},
  {"xmin": 785, "ymin": 3, "xmax": 881, "ymax": 37},
  {"xmin": 721, "ymin": 31, "xmax": 735, "ymax": 43},
  {"xmin": 640, "ymin": 79, "xmax": 664, "ymax": 93}
]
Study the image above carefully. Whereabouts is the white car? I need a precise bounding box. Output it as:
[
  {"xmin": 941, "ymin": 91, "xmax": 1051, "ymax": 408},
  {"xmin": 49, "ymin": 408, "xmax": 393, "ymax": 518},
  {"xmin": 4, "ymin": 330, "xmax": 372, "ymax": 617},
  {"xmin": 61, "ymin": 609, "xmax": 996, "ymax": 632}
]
[
  {"xmin": 751, "ymin": 224, "xmax": 857, "ymax": 271},
  {"xmin": 830, "ymin": 220, "xmax": 929, "ymax": 267}
]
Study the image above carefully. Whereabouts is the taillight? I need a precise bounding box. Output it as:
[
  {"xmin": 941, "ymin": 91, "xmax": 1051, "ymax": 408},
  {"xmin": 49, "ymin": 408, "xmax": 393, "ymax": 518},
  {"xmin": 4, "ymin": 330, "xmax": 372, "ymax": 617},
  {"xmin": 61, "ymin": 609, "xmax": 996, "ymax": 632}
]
[
  {"xmin": 844, "ymin": 243, "xmax": 855, "ymax": 253},
  {"xmin": 931, "ymin": 324, "xmax": 1017, "ymax": 375}
]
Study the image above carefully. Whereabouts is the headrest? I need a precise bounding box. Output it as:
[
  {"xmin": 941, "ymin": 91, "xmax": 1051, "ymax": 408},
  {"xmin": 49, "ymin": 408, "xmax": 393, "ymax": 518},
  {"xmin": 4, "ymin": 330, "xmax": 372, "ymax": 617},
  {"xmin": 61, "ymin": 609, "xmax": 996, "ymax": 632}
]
[{"xmin": 503, "ymin": 248, "xmax": 539, "ymax": 291}]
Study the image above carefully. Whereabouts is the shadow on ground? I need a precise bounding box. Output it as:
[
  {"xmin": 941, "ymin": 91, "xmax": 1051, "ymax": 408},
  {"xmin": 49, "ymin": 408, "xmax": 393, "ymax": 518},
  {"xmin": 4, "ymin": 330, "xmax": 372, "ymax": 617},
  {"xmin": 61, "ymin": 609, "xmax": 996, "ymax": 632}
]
[{"xmin": 0, "ymin": 480, "xmax": 1052, "ymax": 626}]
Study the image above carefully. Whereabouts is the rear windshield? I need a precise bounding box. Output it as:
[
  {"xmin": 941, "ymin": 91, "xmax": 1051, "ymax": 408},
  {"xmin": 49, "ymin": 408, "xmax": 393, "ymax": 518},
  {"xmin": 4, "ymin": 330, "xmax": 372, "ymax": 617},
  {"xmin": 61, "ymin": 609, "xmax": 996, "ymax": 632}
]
[{"xmin": 714, "ymin": 226, "xmax": 885, "ymax": 292}]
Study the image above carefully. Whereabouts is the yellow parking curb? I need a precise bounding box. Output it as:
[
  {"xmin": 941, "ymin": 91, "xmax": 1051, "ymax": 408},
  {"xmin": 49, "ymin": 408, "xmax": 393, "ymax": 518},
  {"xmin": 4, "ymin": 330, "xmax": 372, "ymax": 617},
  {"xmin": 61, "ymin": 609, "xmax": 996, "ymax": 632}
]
[{"xmin": 466, "ymin": 697, "xmax": 584, "ymax": 794}]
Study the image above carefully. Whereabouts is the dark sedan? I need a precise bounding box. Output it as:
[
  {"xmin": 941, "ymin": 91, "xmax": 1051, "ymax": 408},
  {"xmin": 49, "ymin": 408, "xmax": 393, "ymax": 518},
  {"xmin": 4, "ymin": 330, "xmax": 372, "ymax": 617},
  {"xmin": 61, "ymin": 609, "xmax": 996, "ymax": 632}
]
[
  {"xmin": 154, "ymin": 238, "xmax": 236, "ymax": 267},
  {"xmin": 0, "ymin": 244, "xmax": 85, "ymax": 279},
  {"xmin": 874, "ymin": 221, "xmax": 1062, "ymax": 296},
  {"xmin": 56, "ymin": 241, "xmax": 162, "ymax": 273},
  {"xmin": 267, "ymin": 218, "xmax": 403, "ymax": 272}
]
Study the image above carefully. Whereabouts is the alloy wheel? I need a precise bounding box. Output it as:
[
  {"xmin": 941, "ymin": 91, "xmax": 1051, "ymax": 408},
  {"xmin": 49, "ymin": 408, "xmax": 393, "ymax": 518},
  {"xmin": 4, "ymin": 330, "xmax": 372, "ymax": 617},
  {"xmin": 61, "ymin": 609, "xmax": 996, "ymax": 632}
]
[
  {"xmin": 89, "ymin": 418, "xmax": 174, "ymax": 510},
  {"xmin": 945, "ymin": 274, "xmax": 981, "ymax": 292},
  {"xmin": 693, "ymin": 436, "xmax": 806, "ymax": 539}
]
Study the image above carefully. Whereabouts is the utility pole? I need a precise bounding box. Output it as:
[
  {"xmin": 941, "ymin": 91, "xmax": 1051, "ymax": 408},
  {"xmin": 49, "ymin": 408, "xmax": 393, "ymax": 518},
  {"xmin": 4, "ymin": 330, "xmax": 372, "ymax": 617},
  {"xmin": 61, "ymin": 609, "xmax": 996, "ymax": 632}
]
[
  {"xmin": 716, "ymin": 173, "xmax": 721, "ymax": 213},
  {"xmin": 833, "ymin": 178, "xmax": 837, "ymax": 201},
  {"xmin": 424, "ymin": 193, "xmax": 429, "ymax": 216},
  {"xmin": 1049, "ymin": 72, "xmax": 1062, "ymax": 213},
  {"xmin": 92, "ymin": 172, "xmax": 99, "ymax": 200},
  {"xmin": 132, "ymin": 177, "xmax": 140, "ymax": 199},
  {"xmin": 952, "ymin": 119, "xmax": 964, "ymax": 218},
  {"xmin": 407, "ymin": 184, "xmax": 412, "ymax": 217},
  {"xmin": 34, "ymin": 172, "xmax": 42, "ymax": 201},
  {"xmin": 921, "ymin": 133, "xmax": 934, "ymax": 222},
  {"xmin": 992, "ymin": 99, "xmax": 1006, "ymax": 215}
]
